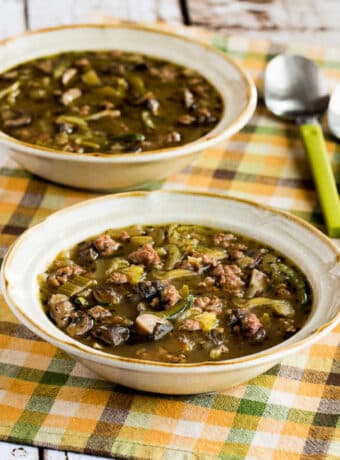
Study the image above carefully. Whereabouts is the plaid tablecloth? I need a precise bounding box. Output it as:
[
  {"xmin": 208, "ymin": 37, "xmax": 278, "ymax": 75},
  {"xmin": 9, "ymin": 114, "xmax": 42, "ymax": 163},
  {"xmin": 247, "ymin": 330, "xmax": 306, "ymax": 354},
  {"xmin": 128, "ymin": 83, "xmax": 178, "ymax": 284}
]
[{"xmin": 0, "ymin": 24, "xmax": 339, "ymax": 460}]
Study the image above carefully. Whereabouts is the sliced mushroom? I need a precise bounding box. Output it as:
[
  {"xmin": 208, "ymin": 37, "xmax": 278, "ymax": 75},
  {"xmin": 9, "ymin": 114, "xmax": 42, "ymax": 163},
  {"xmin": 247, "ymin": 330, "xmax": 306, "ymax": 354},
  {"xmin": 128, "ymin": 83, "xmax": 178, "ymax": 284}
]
[
  {"xmin": 136, "ymin": 280, "xmax": 166, "ymax": 301},
  {"xmin": 246, "ymin": 269, "xmax": 267, "ymax": 298},
  {"xmin": 48, "ymin": 293, "xmax": 74, "ymax": 329},
  {"xmin": 153, "ymin": 321, "xmax": 174, "ymax": 341},
  {"xmin": 60, "ymin": 88, "xmax": 82, "ymax": 106},
  {"xmin": 146, "ymin": 97, "xmax": 159, "ymax": 116},
  {"xmin": 135, "ymin": 313, "xmax": 173, "ymax": 340},
  {"xmin": 61, "ymin": 67, "xmax": 78, "ymax": 85},
  {"xmin": 209, "ymin": 327, "xmax": 225, "ymax": 346},
  {"xmin": 183, "ymin": 88, "xmax": 194, "ymax": 109},
  {"xmin": 249, "ymin": 327, "xmax": 267, "ymax": 344},
  {"xmin": 66, "ymin": 311, "xmax": 93, "ymax": 337},
  {"xmin": 4, "ymin": 115, "xmax": 31, "ymax": 128},
  {"xmin": 77, "ymin": 246, "xmax": 99, "ymax": 263},
  {"xmin": 91, "ymin": 325, "xmax": 130, "ymax": 346}
]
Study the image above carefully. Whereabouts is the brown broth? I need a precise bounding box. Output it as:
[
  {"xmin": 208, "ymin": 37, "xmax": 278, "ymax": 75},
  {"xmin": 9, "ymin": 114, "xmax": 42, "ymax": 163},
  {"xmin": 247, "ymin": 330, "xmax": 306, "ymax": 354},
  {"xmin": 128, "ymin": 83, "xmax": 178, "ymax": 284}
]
[
  {"xmin": 0, "ymin": 51, "xmax": 223, "ymax": 154},
  {"xmin": 39, "ymin": 224, "xmax": 312, "ymax": 363}
]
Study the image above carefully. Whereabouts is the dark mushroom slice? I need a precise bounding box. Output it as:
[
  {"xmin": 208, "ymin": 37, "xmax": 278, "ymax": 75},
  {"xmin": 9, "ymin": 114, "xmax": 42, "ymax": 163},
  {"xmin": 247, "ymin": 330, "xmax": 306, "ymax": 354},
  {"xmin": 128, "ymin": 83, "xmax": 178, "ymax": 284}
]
[
  {"xmin": 246, "ymin": 269, "xmax": 267, "ymax": 298},
  {"xmin": 135, "ymin": 280, "xmax": 166, "ymax": 301},
  {"xmin": 66, "ymin": 311, "xmax": 94, "ymax": 337},
  {"xmin": 91, "ymin": 325, "xmax": 130, "ymax": 346},
  {"xmin": 48, "ymin": 294, "xmax": 74, "ymax": 329},
  {"xmin": 78, "ymin": 247, "xmax": 99, "ymax": 264}
]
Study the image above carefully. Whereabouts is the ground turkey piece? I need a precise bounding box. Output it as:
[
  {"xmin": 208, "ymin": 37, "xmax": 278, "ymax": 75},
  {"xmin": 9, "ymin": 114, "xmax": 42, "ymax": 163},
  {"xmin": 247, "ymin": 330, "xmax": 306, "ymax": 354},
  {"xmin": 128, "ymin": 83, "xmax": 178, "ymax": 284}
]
[
  {"xmin": 149, "ymin": 65, "xmax": 177, "ymax": 81},
  {"xmin": 161, "ymin": 284, "xmax": 181, "ymax": 309},
  {"xmin": 229, "ymin": 249, "xmax": 244, "ymax": 261},
  {"xmin": 93, "ymin": 234, "xmax": 120, "ymax": 257},
  {"xmin": 278, "ymin": 318, "xmax": 297, "ymax": 337},
  {"xmin": 193, "ymin": 296, "xmax": 224, "ymax": 313},
  {"xmin": 229, "ymin": 308, "xmax": 266, "ymax": 343},
  {"xmin": 107, "ymin": 272, "xmax": 129, "ymax": 284},
  {"xmin": 87, "ymin": 305, "xmax": 112, "ymax": 320},
  {"xmin": 193, "ymin": 296, "xmax": 210, "ymax": 309},
  {"xmin": 119, "ymin": 231, "xmax": 130, "ymax": 242},
  {"xmin": 211, "ymin": 263, "xmax": 244, "ymax": 293},
  {"xmin": 179, "ymin": 319, "xmax": 201, "ymax": 331},
  {"xmin": 47, "ymin": 263, "xmax": 85, "ymax": 287},
  {"xmin": 201, "ymin": 253, "xmax": 218, "ymax": 267},
  {"xmin": 198, "ymin": 276, "xmax": 215, "ymax": 287},
  {"xmin": 213, "ymin": 232, "xmax": 236, "ymax": 248},
  {"xmin": 185, "ymin": 248, "xmax": 218, "ymax": 268},
  {"xmin": 275, "ymin": 283, "xmax": 292, "ymax": 299},
  {"xmin": 93, "ymin": 285, "xmax": 121, "ymax": 304},
  {"xmin": 128, "ymin": 243, "xmax": 161, "ymax": 266}
]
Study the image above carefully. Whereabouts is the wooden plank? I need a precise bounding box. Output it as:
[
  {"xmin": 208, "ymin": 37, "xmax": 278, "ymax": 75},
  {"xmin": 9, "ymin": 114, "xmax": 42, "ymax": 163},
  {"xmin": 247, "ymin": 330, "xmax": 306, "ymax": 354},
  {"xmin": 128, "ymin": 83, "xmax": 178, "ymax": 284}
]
[
  {"xmin": 0, "ymin": 442, "xmax": 39, "ymax": 460},
  {"xmin": 187, "ymin": 0, "xmax": 340, "ymax": 45},
  {"xmin": 27, "ymin": 0, "xmax": 181, "ymax": 29},
  {"xmin": 0, "ymin": 0, "xmax": 26, "ymax": 39}
]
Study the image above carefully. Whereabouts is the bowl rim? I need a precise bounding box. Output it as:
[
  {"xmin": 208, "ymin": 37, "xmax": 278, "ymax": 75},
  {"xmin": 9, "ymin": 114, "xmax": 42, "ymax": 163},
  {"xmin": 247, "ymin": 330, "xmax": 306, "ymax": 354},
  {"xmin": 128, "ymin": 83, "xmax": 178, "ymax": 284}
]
[
  {"xmin": 0, "ymin": 22, "xmax": 257, "ymax": 164},
  {"xmin": 1, "ymin": 190, "xmax": 340, "ymax": 373}
]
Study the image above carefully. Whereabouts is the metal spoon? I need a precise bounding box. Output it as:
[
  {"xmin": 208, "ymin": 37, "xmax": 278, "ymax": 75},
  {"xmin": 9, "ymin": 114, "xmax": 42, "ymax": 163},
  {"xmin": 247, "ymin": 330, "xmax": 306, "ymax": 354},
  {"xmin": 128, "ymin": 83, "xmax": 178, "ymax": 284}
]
[
  {"xmin": 328, "ymin": 83, "xmax": 340, "ymax": 139},
  {"xmin": 264, "ymin": 54, "xmax": 340, "ymax": 237}
]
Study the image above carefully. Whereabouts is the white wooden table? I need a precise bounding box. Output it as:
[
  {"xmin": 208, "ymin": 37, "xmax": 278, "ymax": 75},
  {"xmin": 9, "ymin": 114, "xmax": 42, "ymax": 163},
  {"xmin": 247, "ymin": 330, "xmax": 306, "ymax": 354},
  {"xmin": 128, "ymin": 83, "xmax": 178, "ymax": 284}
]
[{"xmin": 1, "ymin": 1, "xmax": 340, "ymax": 459}]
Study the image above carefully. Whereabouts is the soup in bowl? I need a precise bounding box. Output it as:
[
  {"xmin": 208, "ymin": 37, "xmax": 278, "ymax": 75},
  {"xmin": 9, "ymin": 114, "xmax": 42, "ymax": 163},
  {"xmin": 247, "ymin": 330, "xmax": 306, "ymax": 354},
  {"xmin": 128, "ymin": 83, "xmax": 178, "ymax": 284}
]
[
  {"xmin": 39, "ymin": 223, "xmax": 312, "ymax": 364},
  {"xmin": 0, "ymin": 24, "xmax": 256, "ymax": 191},
  {"xmin": 2, "ymin": 191, "xmax": 339, "ymax": 394}
]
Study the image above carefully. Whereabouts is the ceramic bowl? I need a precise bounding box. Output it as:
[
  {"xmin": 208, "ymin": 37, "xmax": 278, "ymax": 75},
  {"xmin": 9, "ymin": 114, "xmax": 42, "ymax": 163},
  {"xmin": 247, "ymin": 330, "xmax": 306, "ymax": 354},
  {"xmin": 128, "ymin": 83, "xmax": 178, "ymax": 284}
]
[
  {"xmin": 0, "ymin": 24, "xmax": 256, "ymax": 191},
  {"xmin": 1, "ymin": 191, "xmax": 339, "ymax": 394}
]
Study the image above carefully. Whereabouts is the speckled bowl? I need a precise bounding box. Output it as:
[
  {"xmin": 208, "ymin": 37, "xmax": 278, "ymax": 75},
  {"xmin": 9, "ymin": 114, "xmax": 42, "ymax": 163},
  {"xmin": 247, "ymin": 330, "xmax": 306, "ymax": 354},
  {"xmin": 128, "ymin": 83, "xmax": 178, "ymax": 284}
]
[
  {"xmin": 1, "ymin": 191, "xmax": 339, "ymax": 394},
  {"xmin": 0, "ymin": 24, "xmax": 256, "ymax": 191}
]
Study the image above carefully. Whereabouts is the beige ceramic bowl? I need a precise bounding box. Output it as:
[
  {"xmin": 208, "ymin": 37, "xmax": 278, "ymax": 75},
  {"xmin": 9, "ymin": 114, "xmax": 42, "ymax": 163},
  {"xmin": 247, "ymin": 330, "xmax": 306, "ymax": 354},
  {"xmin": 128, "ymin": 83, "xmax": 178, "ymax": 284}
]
[
  {"xmin": 0, "ymin": 24, "xmax": 256, "ymax": 191},
  {"xmin": 1, "ymin": 191, "xmax": 340, "ymax": 394}
]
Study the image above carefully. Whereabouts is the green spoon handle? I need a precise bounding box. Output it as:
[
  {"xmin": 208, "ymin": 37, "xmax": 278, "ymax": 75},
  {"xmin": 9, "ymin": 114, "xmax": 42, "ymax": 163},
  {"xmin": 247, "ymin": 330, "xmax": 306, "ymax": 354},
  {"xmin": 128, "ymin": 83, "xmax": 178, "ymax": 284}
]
[{"xmin": 300, "ymin": 123, "xmax": 340, "ymax": 237}]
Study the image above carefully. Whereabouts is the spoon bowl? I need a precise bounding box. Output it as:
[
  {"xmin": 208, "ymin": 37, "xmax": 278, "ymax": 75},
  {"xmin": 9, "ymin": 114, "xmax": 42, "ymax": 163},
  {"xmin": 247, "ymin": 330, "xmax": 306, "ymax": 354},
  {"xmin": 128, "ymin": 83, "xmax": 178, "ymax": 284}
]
[
  {"xmin": 265, "ymin": 55, "xmax": 329, "ymax": 120},
  {"xmin": 264, "ymin": 53, "xmax": 340, "ymax": 237}
]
